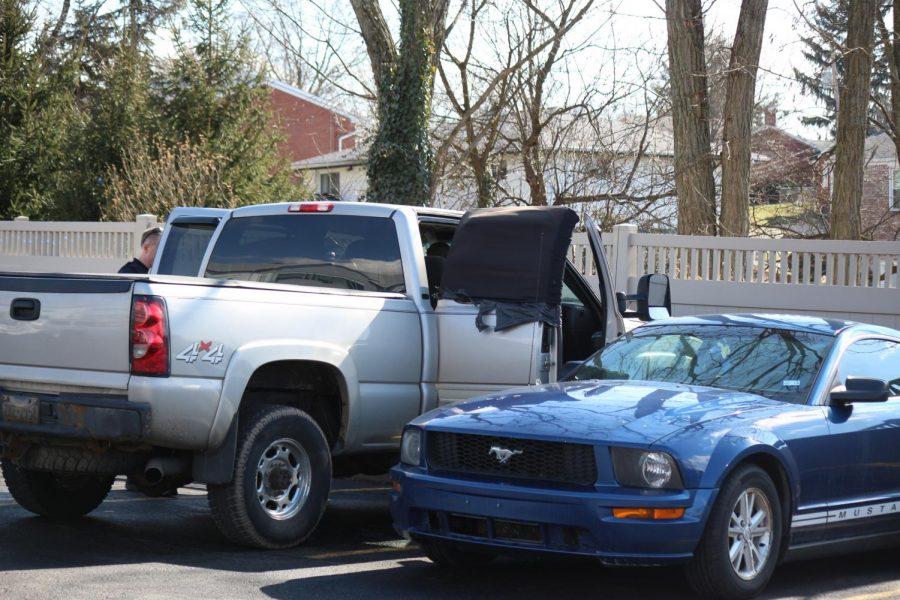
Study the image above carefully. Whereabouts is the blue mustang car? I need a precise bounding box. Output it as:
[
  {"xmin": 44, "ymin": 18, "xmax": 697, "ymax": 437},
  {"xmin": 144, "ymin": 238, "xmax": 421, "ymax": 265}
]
[{"xmin": 391, "ymin": 314, "xmax": 900, "ymax": 599}]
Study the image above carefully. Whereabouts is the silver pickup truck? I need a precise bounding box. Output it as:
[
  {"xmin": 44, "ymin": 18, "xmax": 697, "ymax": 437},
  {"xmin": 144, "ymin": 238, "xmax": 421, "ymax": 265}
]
[{"xmin": 0, "ymin": 201, "xmax": 668, "ymax": 548}]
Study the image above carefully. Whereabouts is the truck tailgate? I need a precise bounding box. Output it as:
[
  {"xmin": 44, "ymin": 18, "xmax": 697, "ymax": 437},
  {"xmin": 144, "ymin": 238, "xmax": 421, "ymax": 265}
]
[{"xmin": 0, "ymin": 274, "xmax": 134, "ymax": 373}]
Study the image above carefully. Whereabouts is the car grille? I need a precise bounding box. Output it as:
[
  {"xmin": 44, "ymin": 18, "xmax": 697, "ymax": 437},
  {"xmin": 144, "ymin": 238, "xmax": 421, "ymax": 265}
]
[{"xmin": 425, "ymin": 431, "xmax": 598, "ymax": 486}]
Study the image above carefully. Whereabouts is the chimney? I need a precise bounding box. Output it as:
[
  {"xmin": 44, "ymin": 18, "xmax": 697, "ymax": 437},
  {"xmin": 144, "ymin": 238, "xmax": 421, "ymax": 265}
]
[{"xmin": 764, "ymin": 108, "xmax": 776, "ymax": 127}]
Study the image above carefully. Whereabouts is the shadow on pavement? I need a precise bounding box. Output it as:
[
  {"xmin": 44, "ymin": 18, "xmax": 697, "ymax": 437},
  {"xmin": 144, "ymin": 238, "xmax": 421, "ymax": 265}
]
[{"xmin": 2, "ymin": 479, "xmax": 900, "ymax": 599}]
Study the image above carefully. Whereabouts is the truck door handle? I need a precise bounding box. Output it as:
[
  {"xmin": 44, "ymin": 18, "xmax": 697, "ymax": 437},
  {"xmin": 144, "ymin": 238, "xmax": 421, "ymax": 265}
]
[{"xmin": 10, "ymin": 298, "xmax": 40, "ymax": 321}]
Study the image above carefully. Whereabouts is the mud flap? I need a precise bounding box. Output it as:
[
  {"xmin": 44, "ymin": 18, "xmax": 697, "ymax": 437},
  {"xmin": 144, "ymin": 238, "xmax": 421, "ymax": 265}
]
[{"xmin": 192, "ymin": 416, "xmax": 238, "ymax": 484}]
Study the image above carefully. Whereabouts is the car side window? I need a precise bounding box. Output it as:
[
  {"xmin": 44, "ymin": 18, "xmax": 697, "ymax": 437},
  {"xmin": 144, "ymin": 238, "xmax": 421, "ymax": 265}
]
[{"xmin": 833, "ymin": 339, "xmax": 900, "ymax": 396}]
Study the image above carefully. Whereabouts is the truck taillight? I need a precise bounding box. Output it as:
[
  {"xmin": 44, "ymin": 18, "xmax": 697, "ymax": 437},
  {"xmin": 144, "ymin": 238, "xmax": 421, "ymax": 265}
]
[
  {"xmin": 288, "ymin": 202, "xmax": 334, "ymax": 213},
  {"xmin": 131, "ymin": 295, "xmax": 169, "ymax": 377}
]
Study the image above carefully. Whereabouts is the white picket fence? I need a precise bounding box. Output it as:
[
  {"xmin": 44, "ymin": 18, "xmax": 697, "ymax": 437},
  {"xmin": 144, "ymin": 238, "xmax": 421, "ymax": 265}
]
[
  {"xmin": 0, "ymin": 217, "xmax": 897, "ymax": 329},
  {"xmin": 0, "ymin": 215, "xmax": 159, "ymax": 274},
  {"xmin": 572, "ymin": 225, "xmax": 900, "ymax": 329}
]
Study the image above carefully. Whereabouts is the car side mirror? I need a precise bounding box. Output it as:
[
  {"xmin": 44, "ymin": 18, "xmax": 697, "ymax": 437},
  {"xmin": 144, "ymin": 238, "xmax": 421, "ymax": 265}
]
[
  {"xmin": 829, "ymin": 377, "xmax": 890, "ymax": 405},
  {"xmin": 636, "ymin": 274, "xmax": 671, "ymax": 321}
]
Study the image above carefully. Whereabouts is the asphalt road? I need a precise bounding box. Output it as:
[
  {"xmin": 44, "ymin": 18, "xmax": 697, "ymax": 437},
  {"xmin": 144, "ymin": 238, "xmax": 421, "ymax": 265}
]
[{"xmin": 1, "ymin": 475, "xmax": 899, "ymax": 600}]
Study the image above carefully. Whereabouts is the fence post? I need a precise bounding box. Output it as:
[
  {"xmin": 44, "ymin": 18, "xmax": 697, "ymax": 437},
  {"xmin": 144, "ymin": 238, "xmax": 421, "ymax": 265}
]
[
  {"xmin": 610, "ymin": 223, "xmax": 638, "ymax": 293},
  {"xmin": 132, "ymin": 214, "xmax": 159, "ymax": 257}
]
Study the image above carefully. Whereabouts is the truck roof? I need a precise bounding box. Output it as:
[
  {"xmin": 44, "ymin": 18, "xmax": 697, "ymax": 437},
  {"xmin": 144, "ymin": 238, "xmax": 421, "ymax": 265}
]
[{"xmin": 174, "ymin": 201, "xmax": 464, "ymax": 221}]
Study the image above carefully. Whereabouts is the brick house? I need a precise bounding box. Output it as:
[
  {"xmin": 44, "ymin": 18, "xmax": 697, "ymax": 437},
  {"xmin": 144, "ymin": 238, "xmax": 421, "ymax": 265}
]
[
  {"xmin": 747, "ymin": 113, "xmax": 900, "ymax": 240},
  {"xmin": 267, "ymin": 81, "xmax": 358, "ymax": 197},
  {"xmin": 859, "ymin": 133, "xmax": 900, "ymax": 240},
  {"xmin": 750, "ymin": 121, "xmax": 830, "ymax": 206}
]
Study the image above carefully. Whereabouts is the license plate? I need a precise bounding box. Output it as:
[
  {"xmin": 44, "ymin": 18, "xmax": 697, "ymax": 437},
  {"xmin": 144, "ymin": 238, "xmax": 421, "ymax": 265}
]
[
  {"xmin": 1, "ymin": 394, "xmax": 40, "ymax": 424},
  {"xmin": 494, "ymin": 519, "xmax": 543, "ymax": 544}
]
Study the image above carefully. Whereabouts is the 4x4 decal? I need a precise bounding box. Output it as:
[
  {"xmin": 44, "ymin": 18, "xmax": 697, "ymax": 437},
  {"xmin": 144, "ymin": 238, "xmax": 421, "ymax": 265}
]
[{"xmin": 176, "ymin": 341, "xmax": 225, "ymax": 365}]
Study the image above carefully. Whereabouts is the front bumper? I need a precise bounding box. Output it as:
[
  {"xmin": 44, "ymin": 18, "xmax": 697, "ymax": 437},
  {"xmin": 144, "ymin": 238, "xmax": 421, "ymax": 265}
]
[
  {"xmin": 0, "ymin": 388, "xmax": 149, "ymax": 442},
  {"xmin": 391, "ymin": 467, "xmax": 717, "ymax": 566}
]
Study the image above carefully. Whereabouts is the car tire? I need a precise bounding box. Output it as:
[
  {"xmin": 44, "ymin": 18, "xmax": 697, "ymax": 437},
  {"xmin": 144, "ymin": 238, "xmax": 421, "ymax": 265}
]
[
  {"xmin": 207, "ymin": 405, "xmax": 332, "ymax": 549},
  {"xmin": 420, "ymin": 539, "xmax": 497, "ymax": 568},
  {"xmin": 685, "ymin": 464, "xmax": 783, "ymax": 600},
  {"xmin": 0, "ymin": 458, "xmax": 114, "ymax": 518}
]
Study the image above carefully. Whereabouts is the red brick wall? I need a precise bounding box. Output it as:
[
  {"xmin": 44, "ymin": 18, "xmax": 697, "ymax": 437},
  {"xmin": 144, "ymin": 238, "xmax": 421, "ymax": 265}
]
[
  {"xmin": 750, "ymin": 128, "xmax": 821, "ymax": 191},
  {"xmin": 861, "ymin": 162, "xmax": 900, "ymax": 240},
  {"xmin": 269, "ymin": 88, "xmax": 356, "ymax": 163}
]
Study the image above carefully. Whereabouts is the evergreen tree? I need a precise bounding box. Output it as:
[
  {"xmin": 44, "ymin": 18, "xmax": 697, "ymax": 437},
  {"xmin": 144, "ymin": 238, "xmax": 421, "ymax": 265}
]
[
  {"xmin": 153, "ymin": 0, "xmax": 294, "ymax": 206},
  {"xmin": 0, "ymin": 0, "xmax": 80, "ymax": 218},
  {"xmin": 56, "ymin": 0, "xmax": 182, "ymax": 89},
  {"xmin": 794, "ymin": 0, "xmax": 891, "ymax": 132},
  {"xmin": 60, "ymin": 45, "xmax": 156, "ymax": 220}
]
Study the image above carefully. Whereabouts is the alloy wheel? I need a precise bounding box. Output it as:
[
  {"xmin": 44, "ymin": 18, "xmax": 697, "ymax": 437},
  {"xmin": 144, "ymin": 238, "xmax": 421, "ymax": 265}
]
[{"xmin": 727, "ymin": 487, "xmax": 773, "ymax": 581}]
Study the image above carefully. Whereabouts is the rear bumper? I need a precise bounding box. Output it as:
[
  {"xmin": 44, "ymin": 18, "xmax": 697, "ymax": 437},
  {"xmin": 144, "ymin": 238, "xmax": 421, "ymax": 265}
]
[
  {"xmin": 0, "ymin": 389, "xmax": 149, "ymax": 442},
  {"xmin": 391, "ymin": 466, "xmax": 717, "ymax": 566}
]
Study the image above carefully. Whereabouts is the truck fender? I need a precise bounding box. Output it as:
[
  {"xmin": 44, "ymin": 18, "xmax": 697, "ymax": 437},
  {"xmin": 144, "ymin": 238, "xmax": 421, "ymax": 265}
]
[{"xmin": 205, "ymin": 340, "xmax": 360, "ymax": 451}]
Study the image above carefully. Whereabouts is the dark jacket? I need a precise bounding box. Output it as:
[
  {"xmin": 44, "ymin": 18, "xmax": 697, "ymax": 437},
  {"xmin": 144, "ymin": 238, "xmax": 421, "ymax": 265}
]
[{"xmin": 118, "ymin": 259, "xmax": 149, "ymax": 274}]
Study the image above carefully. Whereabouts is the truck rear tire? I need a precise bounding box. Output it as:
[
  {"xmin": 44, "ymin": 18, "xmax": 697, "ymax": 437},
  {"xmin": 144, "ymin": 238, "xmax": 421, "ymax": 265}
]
[
  {"xmin": 207, "ymin": 405, "xmax": 332, "ymax": 549},
  {"xmin": 1, "ymin": 458, "xmax": 114, "ymax": 518}
]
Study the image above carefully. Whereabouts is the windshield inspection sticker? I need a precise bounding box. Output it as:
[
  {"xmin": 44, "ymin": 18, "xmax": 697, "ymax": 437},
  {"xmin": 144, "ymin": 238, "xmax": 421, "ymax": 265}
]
[
  {"xmin": 176, "ymin": 341, "xmax": 225, "ymax": 365},
  {"xmin": 782, "ymin": 380, "xmax": 801, "ymax": 388}
]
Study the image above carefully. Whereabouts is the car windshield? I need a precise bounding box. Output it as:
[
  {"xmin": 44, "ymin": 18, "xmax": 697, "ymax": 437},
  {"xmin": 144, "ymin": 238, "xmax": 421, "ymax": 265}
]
[{"xmin": 569, "ymin": 324, "xmax": 834, "ymax": 403}]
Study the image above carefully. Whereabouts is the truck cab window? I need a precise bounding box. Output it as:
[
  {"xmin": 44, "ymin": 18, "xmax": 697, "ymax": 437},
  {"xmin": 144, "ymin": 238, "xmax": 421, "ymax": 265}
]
[
  {"xmin": 419, "ymin": 220, "xmax": 456, "ymax": 304},
  {"xmin": 156, "ymin": 221, "xmax": 218, "ymax": 276},
  {"xmin": 205, "ymin": 214, "xmax": 405, "ymax": 293}
]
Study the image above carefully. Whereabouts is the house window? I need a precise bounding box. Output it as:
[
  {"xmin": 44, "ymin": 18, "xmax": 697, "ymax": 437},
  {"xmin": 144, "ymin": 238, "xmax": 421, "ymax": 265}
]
[
  {"xmin": 893, "ymin": 169, "xmax": 900, "ymax": 211},
  {"xmin": 319, "ymin": 172, "xmax": 341, "ymax": 198}
]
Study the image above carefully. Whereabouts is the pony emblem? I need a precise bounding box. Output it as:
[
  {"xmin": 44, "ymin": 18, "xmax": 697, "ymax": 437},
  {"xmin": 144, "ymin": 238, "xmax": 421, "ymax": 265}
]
[{"xmin": 488, "ymin": 445, "xmax": 523, "ymax": 464}]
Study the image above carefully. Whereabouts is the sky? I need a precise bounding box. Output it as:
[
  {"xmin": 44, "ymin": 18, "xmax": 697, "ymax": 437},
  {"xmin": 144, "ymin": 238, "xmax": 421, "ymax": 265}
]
[
  {"xmin": 37, "ymin": 0, "xmax": 829, "ymax": 139},
  {"xmin": 598, "ymin": 0, "xmax": 827, "ymax": 140}
]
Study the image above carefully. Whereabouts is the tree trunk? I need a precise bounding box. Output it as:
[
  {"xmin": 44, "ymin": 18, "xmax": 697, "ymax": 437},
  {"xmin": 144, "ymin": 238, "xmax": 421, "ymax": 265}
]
[
  {"xmin": 523, "ymin": 139, "xmax": 548, "ymax": 206},
  {"xmin": 719, "ymin": 0, "xmax": 768, "ymax": 237},
  {"xmin": 666, "ymin": 0, "xmax": 718, "ymax": 235},
  {"xmin": 892, "ymin": 1, "xmax": 900, "ymax": 162},
  {"xmin": 831, "ymin": 0, "xmax": 876, "ymax": 240},
  {"xmin": 351, "ymin": 0, "xmax": 449, "ymax": 205},
  {"xmin": 350, "ymin": 0, "xmax": 398, "ymax": 96}
]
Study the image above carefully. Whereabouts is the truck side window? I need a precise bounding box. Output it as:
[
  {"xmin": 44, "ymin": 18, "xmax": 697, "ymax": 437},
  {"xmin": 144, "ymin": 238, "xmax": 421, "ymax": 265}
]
[
  {"xmin": 204, "ymin": 214, "xmax": 405, "ymax": 293},
  {"xmin": 156, "ymin": 222, "xmax": 218, "ymax": 276}
]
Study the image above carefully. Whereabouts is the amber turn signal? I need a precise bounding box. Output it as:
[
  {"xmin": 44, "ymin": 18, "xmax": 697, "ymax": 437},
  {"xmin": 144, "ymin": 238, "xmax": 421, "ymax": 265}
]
[
  {"xmin": 392, "ymin": 481, "xmax": 402, "ymax": 493},
  {"xmin": 612, "ymin": 507, "xmax": 685, "ymax": 520}
]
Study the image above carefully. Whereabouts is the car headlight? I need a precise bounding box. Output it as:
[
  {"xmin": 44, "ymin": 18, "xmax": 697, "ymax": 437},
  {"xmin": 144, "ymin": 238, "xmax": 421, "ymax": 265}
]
[
  {"xmin": 400, "ymin": 427, "xmax": 422, "ymax": 466},
  {"xmin": 611, "ymin": 447, "xmax": 684, "ymax": 490}
]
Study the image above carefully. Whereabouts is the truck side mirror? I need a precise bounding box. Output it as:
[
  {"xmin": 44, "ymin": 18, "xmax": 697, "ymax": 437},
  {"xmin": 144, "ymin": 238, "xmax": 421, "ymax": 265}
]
[
  {"xmin": 636, "ymin": 274, "xmax": 671, "ymax": 321},
  {"xmin": 829, "ymin": 377, "xmax": 890, "ymax": 405}
]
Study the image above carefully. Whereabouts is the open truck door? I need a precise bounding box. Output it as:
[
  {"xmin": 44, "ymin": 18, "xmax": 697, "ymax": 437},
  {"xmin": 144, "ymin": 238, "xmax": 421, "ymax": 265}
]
[
  {"xmin": 432, "ymin": 207, "xmax": 579, "ymax": 405},
  {"xmin": 584, "ymin": 218, "xmax": 672, "ymax": 326},
  {"xmin": 583, "ymin": 216, "xmax": 626, "ymax": 345}
]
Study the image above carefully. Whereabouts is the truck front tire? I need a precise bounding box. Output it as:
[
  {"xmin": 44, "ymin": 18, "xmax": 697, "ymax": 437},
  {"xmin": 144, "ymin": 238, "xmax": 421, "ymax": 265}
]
[
  {"xmin": 0, "ymin": 459, "xmax": 114, "ymax": 518},
  {"xmin": 207, "ymin": 405, "xmax": 332, "ymax": 549}
]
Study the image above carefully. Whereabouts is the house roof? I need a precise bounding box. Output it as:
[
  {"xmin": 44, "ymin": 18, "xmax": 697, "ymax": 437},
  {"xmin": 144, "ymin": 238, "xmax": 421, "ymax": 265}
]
[
  {"xmin": 266, "ymin": 80, "xmax": 359, "ymax": 123},
  {"xmin": 291, "ymin": 144, "xmax": 367, "ymax": 170},
  {"xmin": 751, "ymin": 125, "xmax": 832, "ymax": 154},
  {"xmin": 864, "ymin": 132, "xmax": 897, "ymax": 162}
]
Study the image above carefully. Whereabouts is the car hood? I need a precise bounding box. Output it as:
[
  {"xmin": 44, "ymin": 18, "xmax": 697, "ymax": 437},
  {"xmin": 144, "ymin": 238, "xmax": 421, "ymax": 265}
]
[{"xmin": 416, "ymin": 380, "xmax": 783, "ymax": 446}]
